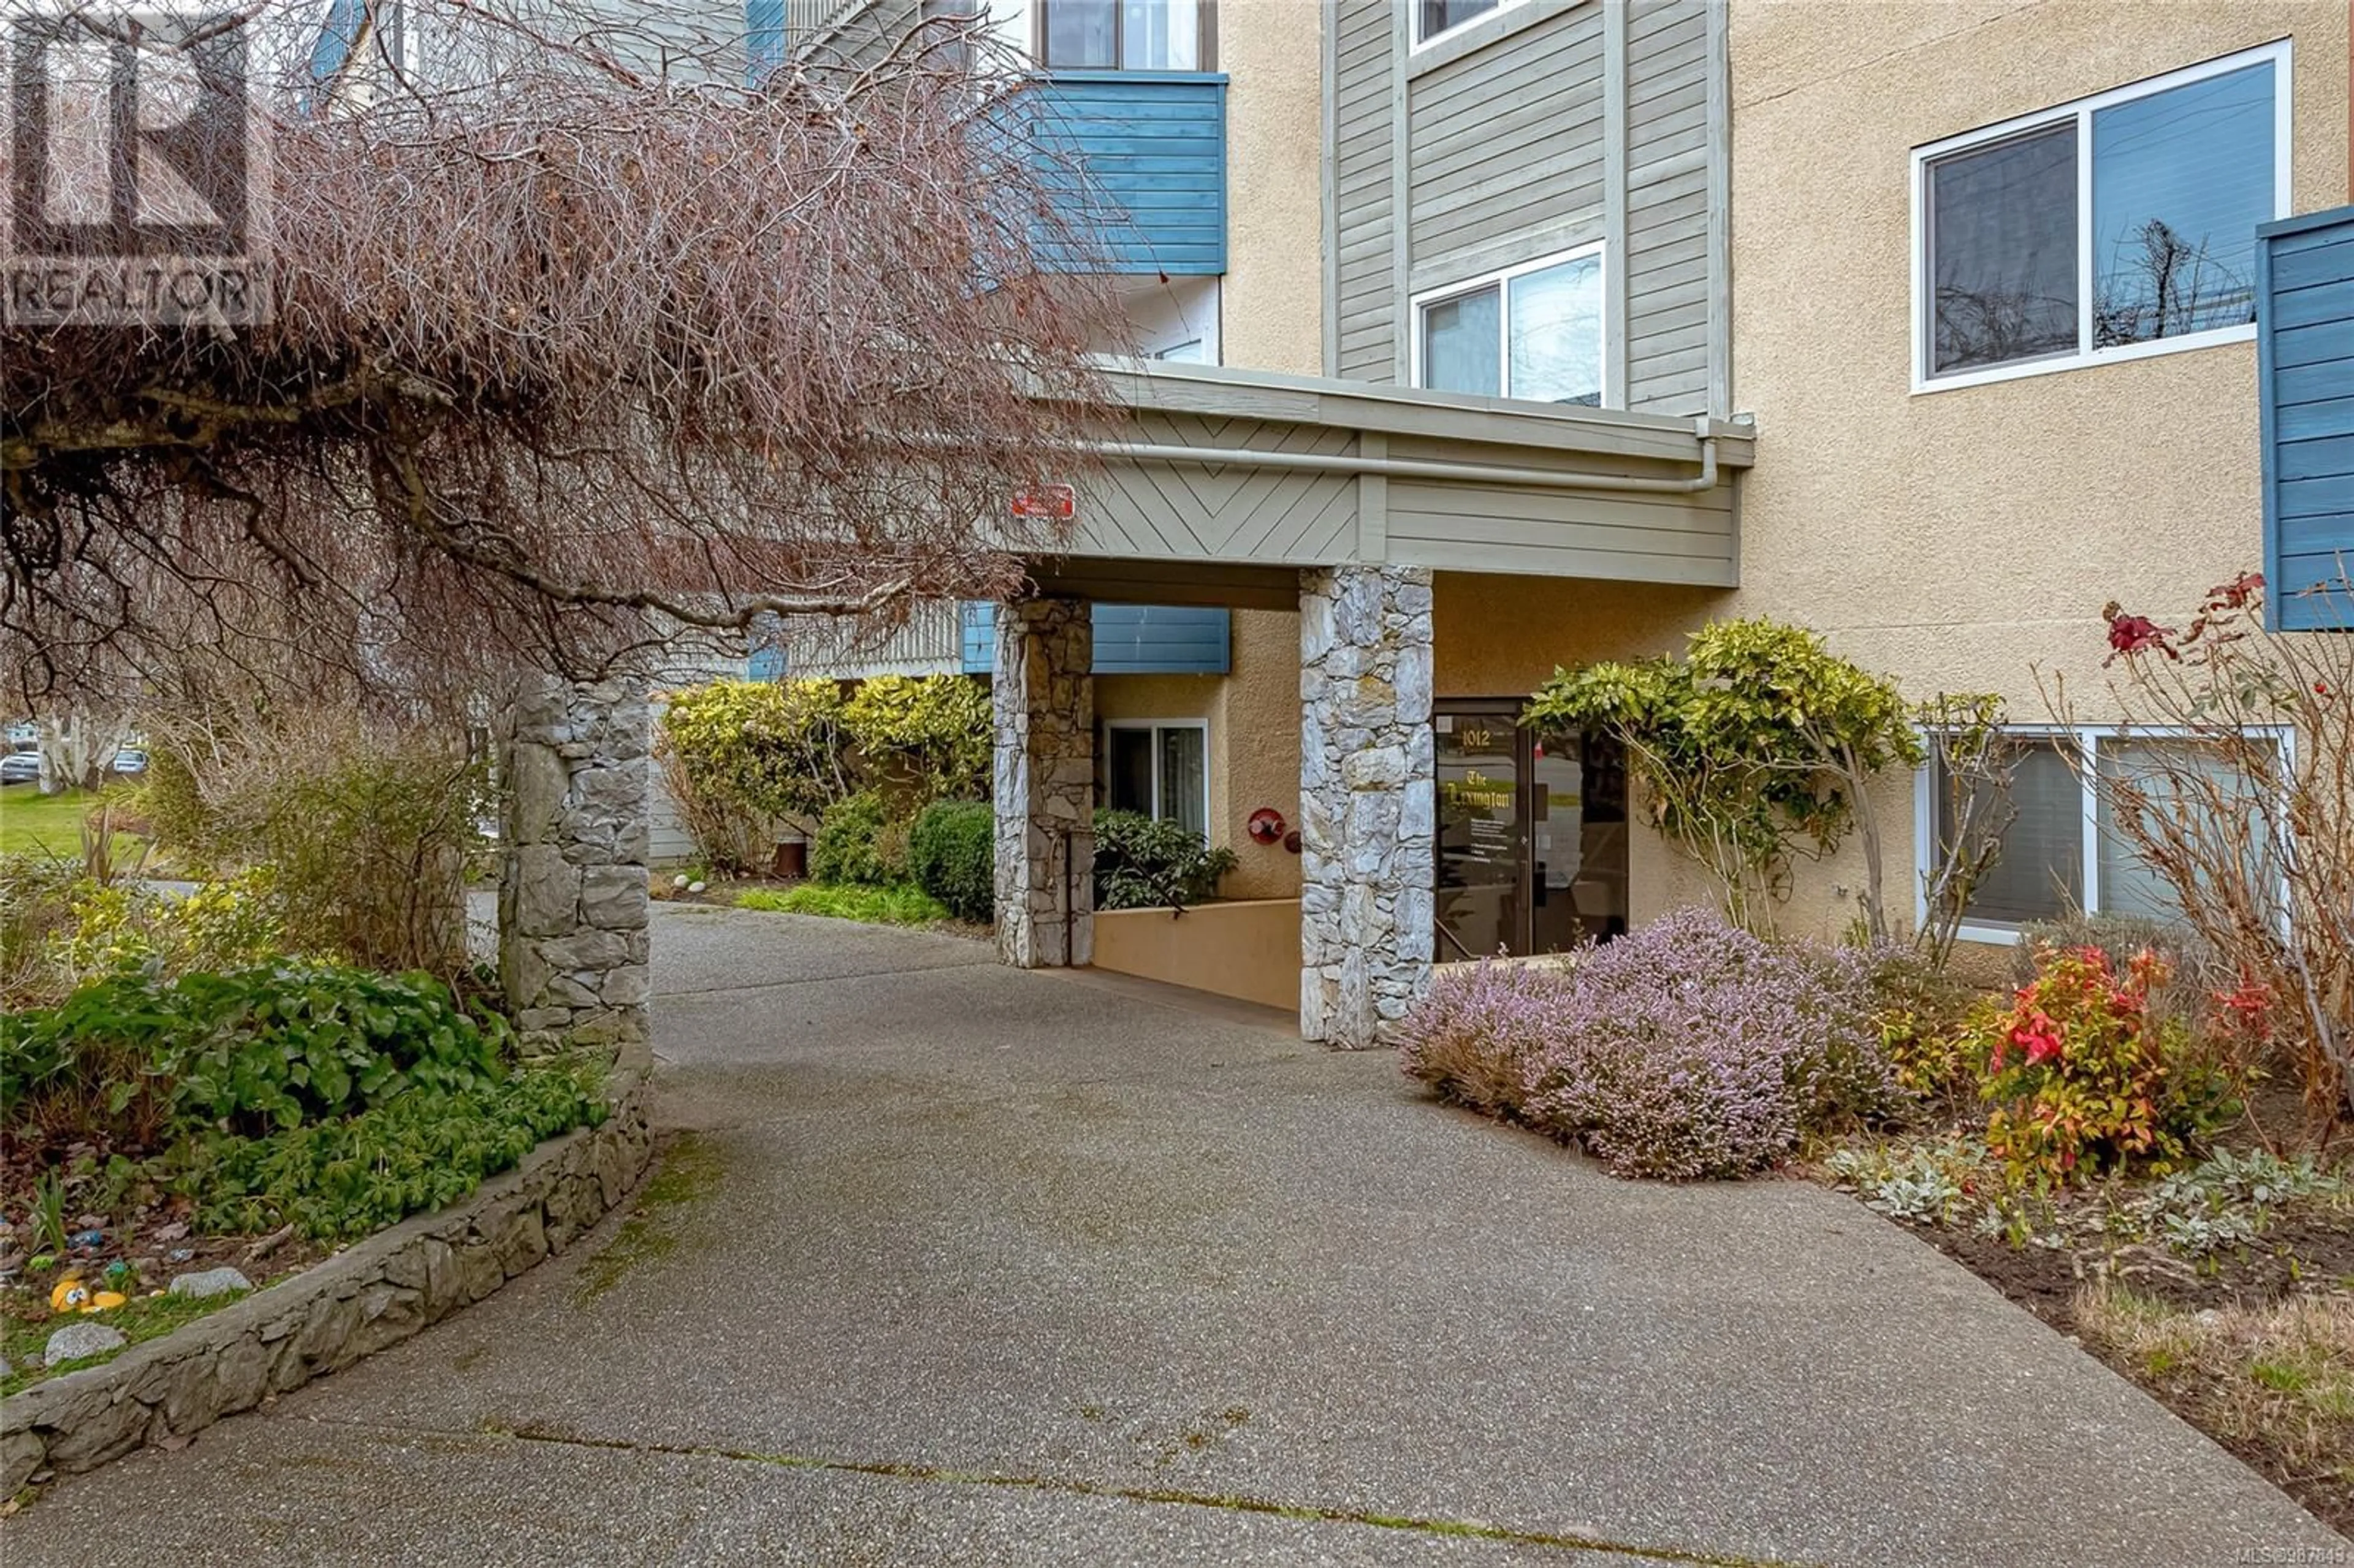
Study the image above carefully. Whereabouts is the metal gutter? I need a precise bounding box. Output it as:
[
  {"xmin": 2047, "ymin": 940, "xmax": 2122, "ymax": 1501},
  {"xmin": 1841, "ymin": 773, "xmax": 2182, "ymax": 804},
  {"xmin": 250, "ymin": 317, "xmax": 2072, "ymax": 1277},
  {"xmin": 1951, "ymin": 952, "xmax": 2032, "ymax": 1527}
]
[{"xmin": 1087, "ymin": 416, "xmax": 1721, "ymax": 495}]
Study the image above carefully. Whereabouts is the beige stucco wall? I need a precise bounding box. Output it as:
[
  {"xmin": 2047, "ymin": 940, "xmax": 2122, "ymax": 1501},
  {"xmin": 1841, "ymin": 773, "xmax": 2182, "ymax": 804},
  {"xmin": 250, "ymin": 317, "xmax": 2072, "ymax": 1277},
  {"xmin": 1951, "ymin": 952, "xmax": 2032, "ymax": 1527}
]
[
  {"xmin": 1092, "ymin": 898, "xmax": 1303, "ymax": 1009},
  {"xmin": 1094, "ymin": 607, "xmax": 1303, "ymax": 900},
  {"xmin": 1695, "ymin": 0, "xmax": 2354, "ymax": 942},
  {"xmin": 1216, "ymin": 0, "xmax": 1324, "ymax": 375}
]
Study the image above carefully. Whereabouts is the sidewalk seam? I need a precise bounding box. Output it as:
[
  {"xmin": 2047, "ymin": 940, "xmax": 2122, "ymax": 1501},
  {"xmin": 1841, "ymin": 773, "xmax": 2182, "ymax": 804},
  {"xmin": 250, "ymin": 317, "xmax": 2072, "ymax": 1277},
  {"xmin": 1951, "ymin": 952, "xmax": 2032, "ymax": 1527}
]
[{"xmin": 300, "ymin": 1411, "xmax": 1815, "ymax": 1567}]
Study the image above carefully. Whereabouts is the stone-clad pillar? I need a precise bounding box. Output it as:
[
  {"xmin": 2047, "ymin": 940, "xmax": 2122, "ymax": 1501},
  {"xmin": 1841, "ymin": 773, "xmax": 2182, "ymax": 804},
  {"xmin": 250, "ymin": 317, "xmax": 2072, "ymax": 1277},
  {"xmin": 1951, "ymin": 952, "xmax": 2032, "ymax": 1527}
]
[
  {"xmin": 1299, "ymin": 566, "xmax": 1435, "ymax": 1049},
  {"xmin": 994, "ymin": 598, "xmax": 1094, "ymax": 969},
  {"xmin": 498, "ymin": 674, "xmax": 652, "ymax": 1057}
]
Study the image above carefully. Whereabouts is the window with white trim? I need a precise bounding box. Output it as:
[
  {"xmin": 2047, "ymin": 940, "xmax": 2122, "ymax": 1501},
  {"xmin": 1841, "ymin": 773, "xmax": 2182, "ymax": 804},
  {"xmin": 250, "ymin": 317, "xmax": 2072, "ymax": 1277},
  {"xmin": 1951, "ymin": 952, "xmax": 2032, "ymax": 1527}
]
[
  {"xmin": 1914, "ymin": 42, "xmax": 2290, "ymax": 389},
  {"xmin": 1414, "ymin": 245, "xmax": 1606, "ymax": 407},
  {"xmin": 1104, "ymin": 721, "xmax": 1208, "ymax": 838},
  {"xmin": 1920, "ymin": 729, "xmax": 2284, "ymax": 938},
  {"xmin": 1415, "ymin": 0, "xmax": 1501, "ymax": 47},
  {"xmin": 1038, "ymin": 0, "xmax": 1211, "ymax": 70}
]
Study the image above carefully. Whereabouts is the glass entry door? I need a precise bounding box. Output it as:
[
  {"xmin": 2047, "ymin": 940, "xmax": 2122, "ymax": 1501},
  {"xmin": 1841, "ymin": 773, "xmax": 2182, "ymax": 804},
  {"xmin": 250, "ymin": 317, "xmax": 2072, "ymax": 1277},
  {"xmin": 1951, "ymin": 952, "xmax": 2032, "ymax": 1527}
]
[
  {"xmin": 1434, "ymin": 704, "xmax": 1523, "ymax": 960},
  {"xmin": 1435, "ymin": 701, "xmax": 1628, "ymax": 960}
]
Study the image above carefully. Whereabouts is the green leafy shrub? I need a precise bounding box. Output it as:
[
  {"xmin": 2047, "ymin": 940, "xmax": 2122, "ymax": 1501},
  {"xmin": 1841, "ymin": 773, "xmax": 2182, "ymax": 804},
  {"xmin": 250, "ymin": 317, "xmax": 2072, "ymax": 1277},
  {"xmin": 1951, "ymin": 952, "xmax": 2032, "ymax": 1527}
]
[
  {"xmin": 54, "ymin": 869, "xmax": 292, "ymax": 984},
  {"xmin": 1967, "ymin": 943, "xmax": 2240, "ymax": 1184},
  {"xmin": 0, "ymin": 854, "xmax": 87, "ymax": 1006},
  {"xmin": 3, "ymin": 962, "xmax": 511, "ymax": 1146},
  {"xmin": 1092, "ymin": 809, "xmax": 1236, "ymax": 911},
  {"xmin": 655, "ymin": 674, "xmax": 991, "ymax": 874},
  {"xmin": 909, "ymin": 800, "xmax": 994, "ymax": 923},
  {"xmin": 1528, "ymin": 618, "xmax": 1925, "ymax": 938},
  {"xmin": 162, "ymin": 1065, "xmax": 607, "ymax": 1241},
  {"xmin": 657, "ymin": 679, "xmax": 853, "ymax": 872},
  {"xmin": 810, "ymin": 790, "xmax": 908, "ymax": 886},
  {"xmin": 736, "ymin": 883, "xmax": 948, "ymax": 926},
  {"xmin": 1859, "ymin": 943, "xmax": 1979, "ymax": 1114},
  {"xmin": 842, "ymin": 676, "xmax": 992, "ymax": 804}
]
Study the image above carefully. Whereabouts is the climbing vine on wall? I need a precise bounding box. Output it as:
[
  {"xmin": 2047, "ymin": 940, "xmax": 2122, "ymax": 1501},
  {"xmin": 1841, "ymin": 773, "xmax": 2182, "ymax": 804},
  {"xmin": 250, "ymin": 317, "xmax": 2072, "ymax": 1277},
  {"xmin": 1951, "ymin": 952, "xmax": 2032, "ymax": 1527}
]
[{"xmin": 1528, "ymin": 618, "xmax": 1929, "ymax": 939}]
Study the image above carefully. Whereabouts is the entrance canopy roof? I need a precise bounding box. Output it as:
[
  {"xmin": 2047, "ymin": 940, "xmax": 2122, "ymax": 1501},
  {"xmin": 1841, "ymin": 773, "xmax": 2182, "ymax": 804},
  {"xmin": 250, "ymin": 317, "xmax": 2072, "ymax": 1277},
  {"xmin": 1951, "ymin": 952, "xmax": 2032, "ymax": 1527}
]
[{"xmin": 1028, "ymin": 362, "xmax": 1755, "ymax": 609}]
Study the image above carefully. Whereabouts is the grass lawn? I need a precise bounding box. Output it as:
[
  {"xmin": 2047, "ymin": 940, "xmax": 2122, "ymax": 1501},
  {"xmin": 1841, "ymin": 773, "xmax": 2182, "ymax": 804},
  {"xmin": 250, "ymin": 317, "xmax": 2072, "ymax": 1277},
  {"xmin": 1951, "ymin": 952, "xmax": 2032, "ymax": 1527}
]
[
  {"xmin": 2076, "ymin": 1282, "xmax": 2353, "ymax": 1525},
  {"xmin": 0, "ymin": 786, "xmax": 145, "ymax": 859},
  {"xmin": 2, "ymin": 1286, "xmax": 249, "ymax": 1398},
  {"xmin": 735, "ymin": 882, "xmax": 949, "ymax": 927}
]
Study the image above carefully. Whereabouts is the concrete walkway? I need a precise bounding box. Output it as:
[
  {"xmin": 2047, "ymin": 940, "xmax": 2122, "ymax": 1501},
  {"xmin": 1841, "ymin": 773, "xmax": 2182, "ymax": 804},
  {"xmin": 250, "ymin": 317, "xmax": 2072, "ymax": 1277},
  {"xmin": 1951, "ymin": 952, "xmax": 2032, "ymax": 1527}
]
[{"xmin": 6, "ymin": 907, "xmax": 2341, "ymax": 1566}]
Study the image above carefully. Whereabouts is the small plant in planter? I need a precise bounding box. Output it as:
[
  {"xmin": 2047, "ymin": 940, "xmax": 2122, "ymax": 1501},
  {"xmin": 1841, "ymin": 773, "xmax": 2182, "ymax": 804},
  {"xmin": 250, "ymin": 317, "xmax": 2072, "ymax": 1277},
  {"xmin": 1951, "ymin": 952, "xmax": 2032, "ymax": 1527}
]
[{"xmin": 1092, "ymin": 810, "xmax": 1235, "ymax": 912}]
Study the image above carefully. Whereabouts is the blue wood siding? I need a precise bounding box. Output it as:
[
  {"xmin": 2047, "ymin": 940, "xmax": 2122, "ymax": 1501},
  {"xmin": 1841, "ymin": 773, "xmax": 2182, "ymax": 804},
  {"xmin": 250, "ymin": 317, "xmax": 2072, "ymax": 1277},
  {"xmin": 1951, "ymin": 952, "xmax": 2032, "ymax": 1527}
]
[
  {"xmin": 746, "ymin": 0, "xmax": 785, "ymax": 83},
  {"xmin": 306, "ymin": 0, "xmax": 365, "ymax": 90},
  {"xmin": 2259, "ymin": 205, "xmax": 2354, "ymax": 631},
  {"xmin": 1019, "ymin": 72, "xmax": 1228, "ymax": 275},
  {"xmin": 961, "ymin": 604, "xmax": 1231, "ymax": 675}
]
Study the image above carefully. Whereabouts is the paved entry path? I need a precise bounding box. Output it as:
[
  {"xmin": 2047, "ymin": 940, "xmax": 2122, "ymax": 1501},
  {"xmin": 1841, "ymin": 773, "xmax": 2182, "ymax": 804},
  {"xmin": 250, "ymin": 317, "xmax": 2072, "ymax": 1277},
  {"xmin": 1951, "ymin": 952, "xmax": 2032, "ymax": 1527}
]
[{"xmin": 7, "ymin": 908, "xmax": 2342, "ymax": 1567}]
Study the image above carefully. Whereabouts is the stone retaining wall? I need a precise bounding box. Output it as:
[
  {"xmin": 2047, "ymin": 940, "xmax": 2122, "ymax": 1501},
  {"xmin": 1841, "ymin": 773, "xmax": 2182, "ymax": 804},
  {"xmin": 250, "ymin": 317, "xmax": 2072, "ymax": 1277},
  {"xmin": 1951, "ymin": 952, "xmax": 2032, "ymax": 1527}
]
[{"xmin": 0, "ymin": 1071, "xmax": 654, "ymax": 1494}]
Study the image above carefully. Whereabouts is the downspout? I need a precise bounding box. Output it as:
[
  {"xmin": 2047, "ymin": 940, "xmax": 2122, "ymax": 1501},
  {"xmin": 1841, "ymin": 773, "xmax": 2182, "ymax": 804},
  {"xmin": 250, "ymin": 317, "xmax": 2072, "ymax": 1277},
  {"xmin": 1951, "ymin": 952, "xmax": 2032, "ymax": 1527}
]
[{"xmin": 1082, "ymin": 416, "xmax": 1722, "ymax": 495}]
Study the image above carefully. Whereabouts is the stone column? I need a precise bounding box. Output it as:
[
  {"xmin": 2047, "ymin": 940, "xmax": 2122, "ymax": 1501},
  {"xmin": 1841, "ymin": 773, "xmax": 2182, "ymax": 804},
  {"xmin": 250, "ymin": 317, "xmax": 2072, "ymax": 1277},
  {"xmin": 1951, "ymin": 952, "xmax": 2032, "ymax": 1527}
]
[
  {"xmin": 498, "ymin": 674, "xmax": 652, "ymax": 1057},
  {"xmin": 1299, "ymin": 565, "xmax": 1435, "ymax": 1049},
  {"xmin": 993, "ymin": 598, "xmax": 1094, "ymax": 969}
]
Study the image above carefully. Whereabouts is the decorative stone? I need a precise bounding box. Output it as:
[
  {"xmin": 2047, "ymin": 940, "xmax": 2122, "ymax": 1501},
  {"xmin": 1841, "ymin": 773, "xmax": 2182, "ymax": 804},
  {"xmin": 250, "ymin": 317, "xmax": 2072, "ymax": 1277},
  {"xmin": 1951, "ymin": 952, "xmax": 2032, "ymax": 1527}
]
[
  {"xmin": 167, "ymin": 1267, "xmax": 252, "ymax": 1300},
  {"xmin": 994, "ymin": 599, "xmax": 1094, "ymax": 969},
  {"xmin": 44, "ymin": 1322, "xmax": 126, "ymax": 1366},
  {"xmin": 671, "ymin": 873, "xmax": 690, "ymax": 890},
  {"xmin": 1298, "ymin": 565, "xmax": 1434, "ymax": 1050},
  {"xmin": 686, "ymin": 880, "xmax": 707, "ymax": 896},
  {"xmin": 498, "ymin": 674, "xmax": 651, "ymax": 1056},
  {"xmin": 581, "ymin": 867, "xmax": 646, "ymax": 930}
]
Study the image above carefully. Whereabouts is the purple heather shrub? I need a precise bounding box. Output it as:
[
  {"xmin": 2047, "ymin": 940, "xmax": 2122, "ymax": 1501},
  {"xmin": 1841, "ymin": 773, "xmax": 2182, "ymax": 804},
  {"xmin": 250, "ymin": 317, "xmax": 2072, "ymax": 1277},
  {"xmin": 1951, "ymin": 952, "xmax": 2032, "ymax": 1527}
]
[
  {"xmin": 1396, "ymin": 958, "xmax": 1574, "ymax": 1118},
  {"xmin": 1401, "ymin": 907, "xmax": 1900, "ymax": 1181}
]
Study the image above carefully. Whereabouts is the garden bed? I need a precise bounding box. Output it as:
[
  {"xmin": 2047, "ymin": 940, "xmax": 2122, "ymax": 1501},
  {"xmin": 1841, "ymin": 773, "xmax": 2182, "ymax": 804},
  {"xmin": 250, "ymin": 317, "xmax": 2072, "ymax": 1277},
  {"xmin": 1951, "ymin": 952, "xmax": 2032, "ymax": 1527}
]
[
  {"xmin": 1, "ymin": 1215, "xmax": 328, "ymax": 1399},
  {"xmin": 1821, "ymin": 1143, "xmax": 2354, "ymax": 1535},
  {"xmin": 1, "ymin": 1070, "xmax": 652, "ymax": 1496}
]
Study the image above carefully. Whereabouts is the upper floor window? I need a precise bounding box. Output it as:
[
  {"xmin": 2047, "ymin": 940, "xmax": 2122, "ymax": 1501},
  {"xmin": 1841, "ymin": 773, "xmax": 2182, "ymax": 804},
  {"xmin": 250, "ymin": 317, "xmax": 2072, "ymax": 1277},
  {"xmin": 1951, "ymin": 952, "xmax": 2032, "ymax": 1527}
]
[
  {"xmin": 1040, "ymin": 0, "xmax": 1211, "ymax": 71},
  {"xmin": 1914, "ymin": 42, "xmax": 2290, "ymax": 390},
  {"xmin": 1416, "ymin": 0, "xmax": 1501, "ymax": 47},
  {"xmin": 1414, "ymin": 246, "xmax": 1605, "ymax": 407}
]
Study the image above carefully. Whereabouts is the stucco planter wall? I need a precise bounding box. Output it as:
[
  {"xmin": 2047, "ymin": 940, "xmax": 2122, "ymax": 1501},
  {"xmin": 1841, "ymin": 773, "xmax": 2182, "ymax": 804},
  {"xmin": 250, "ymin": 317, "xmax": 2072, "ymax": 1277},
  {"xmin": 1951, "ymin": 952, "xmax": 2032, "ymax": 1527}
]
[
  {"xmin": 0, "ymin": 1069, "xmax": 653, "ymax": 1494},
  {"xmin": 1091, "ymin": 899, "xmax": 1304, "ymax": 1012}
]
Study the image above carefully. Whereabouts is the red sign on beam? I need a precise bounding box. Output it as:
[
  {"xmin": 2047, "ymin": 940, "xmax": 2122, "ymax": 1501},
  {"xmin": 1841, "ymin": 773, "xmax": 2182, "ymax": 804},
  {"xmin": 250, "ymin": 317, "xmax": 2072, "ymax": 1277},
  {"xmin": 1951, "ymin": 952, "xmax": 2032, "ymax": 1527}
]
[{"xmin": 1010, "ymin": 484, "xmax": 1076, "ymax": 522}]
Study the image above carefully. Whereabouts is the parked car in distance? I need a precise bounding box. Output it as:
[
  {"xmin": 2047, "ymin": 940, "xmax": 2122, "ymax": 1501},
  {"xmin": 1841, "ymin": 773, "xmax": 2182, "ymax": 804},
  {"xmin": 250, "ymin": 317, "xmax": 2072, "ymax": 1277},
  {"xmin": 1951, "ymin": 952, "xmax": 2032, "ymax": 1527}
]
[
  {"xmin": 111, "ymin": 749, "xmax": 148, "ymax": 775},
  {"xmin": 0, "ymin": 752, "xmax": 42, "ymax": 785}
]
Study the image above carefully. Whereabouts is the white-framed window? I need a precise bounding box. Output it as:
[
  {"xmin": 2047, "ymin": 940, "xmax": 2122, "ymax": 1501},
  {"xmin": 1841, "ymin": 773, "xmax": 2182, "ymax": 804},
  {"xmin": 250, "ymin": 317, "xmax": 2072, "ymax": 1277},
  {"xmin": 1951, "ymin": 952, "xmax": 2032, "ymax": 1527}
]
[
  {"xmin": 1411, "ymin": 243, "xmax": 1607, "ymax": 408},
  {"xmin": 1911, "ymin": 40, "xmax": 2292, "ymax": 392},
  {"xmin": 1037, "ymin": 0, "xmax": 1211, "ymax": 70},
  {"xmin": 1914, "ymin": 726, "xmax": 2288, "ymax": 944},
  {"xmin": 1414, "ymin": 0, "xmax": 1510, "ymax": 49},
  {"xmin": 1127, "ymin": 275, "xmax": 1219, "ymax": 364},
  {"xmin": 1103, "ymin": 720, "xmax": 1208, "ymax": 839}
]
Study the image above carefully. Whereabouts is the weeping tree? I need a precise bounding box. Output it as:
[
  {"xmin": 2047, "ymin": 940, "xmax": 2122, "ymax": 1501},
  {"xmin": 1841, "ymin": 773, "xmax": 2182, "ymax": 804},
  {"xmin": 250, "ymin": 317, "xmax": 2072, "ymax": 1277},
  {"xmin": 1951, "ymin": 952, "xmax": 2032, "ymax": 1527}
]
[{"xmin": 1, "ymin": 1, "xmax": 1124, "ymax": 715}]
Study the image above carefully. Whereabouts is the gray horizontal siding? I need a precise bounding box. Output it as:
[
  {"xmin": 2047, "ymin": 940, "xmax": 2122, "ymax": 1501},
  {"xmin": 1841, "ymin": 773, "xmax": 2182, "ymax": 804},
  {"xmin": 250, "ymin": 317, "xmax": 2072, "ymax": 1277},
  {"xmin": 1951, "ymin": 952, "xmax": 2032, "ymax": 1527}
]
[
  {"xmin": 1406, "ymin": 5, "xmax": 1606, "ymax": 276},
  {"xmin": 1324, "ymin": 0, "xmax": 1725, "ymax": 412},
  {"xmin": 1623, "ymin": 0, "xmax": 1712, "ymax": 414},
  {"xmin": 1332, "ymin": 0, "xmax": 1395, "ymax": 382}
]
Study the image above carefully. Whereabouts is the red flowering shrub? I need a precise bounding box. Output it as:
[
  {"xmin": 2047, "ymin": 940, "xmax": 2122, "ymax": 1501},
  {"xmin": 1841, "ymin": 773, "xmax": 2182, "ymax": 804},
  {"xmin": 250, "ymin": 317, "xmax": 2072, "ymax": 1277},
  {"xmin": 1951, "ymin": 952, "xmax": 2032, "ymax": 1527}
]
[{"xmin": 1969, "ymin": 943, "xmax": 2237, "ymax": 1184}]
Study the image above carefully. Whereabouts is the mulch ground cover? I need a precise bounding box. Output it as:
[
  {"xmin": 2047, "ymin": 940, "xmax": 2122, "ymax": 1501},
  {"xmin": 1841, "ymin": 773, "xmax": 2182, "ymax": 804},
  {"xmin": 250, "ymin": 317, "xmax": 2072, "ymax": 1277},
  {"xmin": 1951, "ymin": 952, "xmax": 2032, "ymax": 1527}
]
[{"xmin": 1912, "ymin": 1202, "xmax": 2354, "ymax": 1534}]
